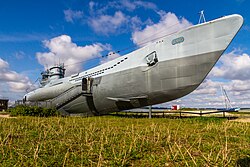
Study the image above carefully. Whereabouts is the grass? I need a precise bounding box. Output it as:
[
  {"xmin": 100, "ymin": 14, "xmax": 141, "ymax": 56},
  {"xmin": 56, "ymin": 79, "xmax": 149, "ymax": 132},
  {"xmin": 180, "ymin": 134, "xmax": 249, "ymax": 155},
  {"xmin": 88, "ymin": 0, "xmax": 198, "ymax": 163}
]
[
  {"xmin": 0, "ymin": 111, "xmax": 9, "ymax": 115},
  {"xmin": 0, "ymin": 116, "xmax": 249, "ymax": 166},
  {"xmin": 230, "ymin": 111, "xmax": 250, "ymax": 115},
  {"xmin": 7, "ymin": 105, "xmax": 60, "ymax": 117}
]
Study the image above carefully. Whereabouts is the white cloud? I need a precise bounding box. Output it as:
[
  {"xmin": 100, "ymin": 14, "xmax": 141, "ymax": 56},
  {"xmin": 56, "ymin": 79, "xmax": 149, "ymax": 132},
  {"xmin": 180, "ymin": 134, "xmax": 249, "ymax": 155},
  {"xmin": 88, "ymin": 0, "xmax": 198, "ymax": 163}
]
[
  {"xmin": 134, "ymin": 1, "xmax": 157, "ymax": 10},
  {"xmin": 226, "ymin": 80, "xmax": 250, "ymax": 95},
  {"xmin": 0, "ymin": 58, "xmax": 32, "ymax": 95},
  {"xmin": 89, "ymin": 0, "xmax": 157, "ymax": 14},
  {"xmin": 88, "ymin": 11, "xmax": 128, "ymax": 35},
  {"xmin": 211, "ymin": 51, "xmax": 250, "ymax": 80},
  {"xmin": 0, "ymin": 58, "xmax": 9, "ymax": 69},
  {"xmin": 89, "ymin": 1, "xmax": 96, "ymax": 14},
  {"xmin": 119, "ymin": 0, "xmax": 157, "ymax": 11},
  {"xmin": 130, "ymin": 16, "xmax": 143, "ymax": 31},
  {"xmin": 36, "ymin": 35, "xmax": 109, "ymax": 75},
  {"xmin": 14, "ymin": 51, "xmax": 25, "ymax": 60},
  {"xmin": 64, "ymin": 9, "xmax": 83, "ymax": 23},
  {"xmin": 8, "ymin": 82, "xmax": 31, "ymax": 93},
  {"xmin": 119, "ymin": 0, "xmax": 137, "ymax": 11},
  {"xmin": 132, "ymin": 12, "xmax": 192, "ymax": 46},
  {"xmin": 164, "ymin": 76, "xmax": 250, "ymax": 108},
  {"xmin": 192, "ymin": 79, "xmax": 219, "ymax": 95},
  {"xmin": 88, "ymin": 11, "xmax": 149, "ymax": 35},
  {"xmin": 70, "ymin": 1, "xmax": 158, "ymax": 35}
]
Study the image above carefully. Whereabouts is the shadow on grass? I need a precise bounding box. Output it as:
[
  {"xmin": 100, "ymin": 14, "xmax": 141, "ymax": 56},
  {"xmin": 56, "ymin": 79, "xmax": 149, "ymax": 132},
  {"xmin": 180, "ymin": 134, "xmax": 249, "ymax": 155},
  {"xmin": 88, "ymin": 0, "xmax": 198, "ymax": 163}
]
[{"xmin": 236, "ymin": 157, "xmax": 250, "ymax": 167}]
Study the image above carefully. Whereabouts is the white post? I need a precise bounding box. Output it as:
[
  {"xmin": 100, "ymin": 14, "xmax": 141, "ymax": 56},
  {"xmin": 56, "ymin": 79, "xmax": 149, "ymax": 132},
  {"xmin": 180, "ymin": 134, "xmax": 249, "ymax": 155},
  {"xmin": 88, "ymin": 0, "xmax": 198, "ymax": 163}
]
[{"xmin": 149, "ymin": 105, "xmax": 152, "ymax": 119}]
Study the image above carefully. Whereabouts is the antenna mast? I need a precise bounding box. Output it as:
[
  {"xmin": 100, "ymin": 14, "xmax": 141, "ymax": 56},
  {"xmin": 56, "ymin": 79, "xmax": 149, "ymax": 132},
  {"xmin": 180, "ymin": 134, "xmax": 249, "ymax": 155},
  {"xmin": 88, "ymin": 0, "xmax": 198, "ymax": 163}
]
[
  {"xmin": 220, "ymin": 86, "xmax": 233, "ymax": 109},
  {"xmin": 198, "ymin": 10, "xmax": 206, "ymax": 24}
]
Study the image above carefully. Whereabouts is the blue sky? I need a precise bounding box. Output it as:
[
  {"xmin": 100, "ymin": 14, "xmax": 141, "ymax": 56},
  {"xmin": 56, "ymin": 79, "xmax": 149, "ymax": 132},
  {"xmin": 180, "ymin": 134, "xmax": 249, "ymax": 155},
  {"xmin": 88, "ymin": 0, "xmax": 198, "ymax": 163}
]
[{"xmin": 0, "ymin": 0, "xmax": 249, "ymax": 107}]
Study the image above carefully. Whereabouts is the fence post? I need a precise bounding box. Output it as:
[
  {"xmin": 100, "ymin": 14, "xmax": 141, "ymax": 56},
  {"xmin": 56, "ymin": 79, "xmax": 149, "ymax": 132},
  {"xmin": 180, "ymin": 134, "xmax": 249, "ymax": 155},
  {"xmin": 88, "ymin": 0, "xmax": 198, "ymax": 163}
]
[{"xmin": 149, "ymin": 106, "xmax": 152, "ymax": 119}]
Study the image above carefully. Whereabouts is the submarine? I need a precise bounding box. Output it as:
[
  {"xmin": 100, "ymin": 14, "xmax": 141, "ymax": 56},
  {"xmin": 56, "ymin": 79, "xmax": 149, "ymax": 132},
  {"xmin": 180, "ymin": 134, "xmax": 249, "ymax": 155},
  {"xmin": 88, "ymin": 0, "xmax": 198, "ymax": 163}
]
[{"xmin": 24, "ymin": 14, "xmax": 244, "ymax": 115}]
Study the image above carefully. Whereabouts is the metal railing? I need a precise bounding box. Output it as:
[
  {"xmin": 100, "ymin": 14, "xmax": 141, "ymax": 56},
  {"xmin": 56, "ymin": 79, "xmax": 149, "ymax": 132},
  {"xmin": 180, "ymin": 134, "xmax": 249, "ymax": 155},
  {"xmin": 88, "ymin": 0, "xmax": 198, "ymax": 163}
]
[{"xmin": 111, "ymin": 109, "xmax": 239, "ymax": 118}]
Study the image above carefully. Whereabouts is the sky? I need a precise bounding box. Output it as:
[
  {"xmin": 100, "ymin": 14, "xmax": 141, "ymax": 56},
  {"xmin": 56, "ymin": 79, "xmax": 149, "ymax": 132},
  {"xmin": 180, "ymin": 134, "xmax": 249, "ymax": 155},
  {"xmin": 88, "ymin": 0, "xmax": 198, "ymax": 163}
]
[{"xmin": 0, "ymin": 0, "xmax": 249, "ymax": 108}]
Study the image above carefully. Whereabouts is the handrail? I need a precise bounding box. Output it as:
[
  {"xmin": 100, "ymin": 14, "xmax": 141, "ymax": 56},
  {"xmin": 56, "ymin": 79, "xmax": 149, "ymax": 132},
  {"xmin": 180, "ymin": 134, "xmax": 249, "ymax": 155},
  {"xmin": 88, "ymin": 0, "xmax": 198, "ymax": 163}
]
[
  {"xmin": 50, "ymin": 84, "xmax": 81, "ymax": 102},
  {"xmin": 56, "ymin": 91, "xmax": 84, "ymax": 109},
  {"xmin": 26, "ymin": 84, "xmax": 90, "ymax": 109},
  {"xmin": 116, "ymin": 110, "xmax": 238, "ymax": 118}
]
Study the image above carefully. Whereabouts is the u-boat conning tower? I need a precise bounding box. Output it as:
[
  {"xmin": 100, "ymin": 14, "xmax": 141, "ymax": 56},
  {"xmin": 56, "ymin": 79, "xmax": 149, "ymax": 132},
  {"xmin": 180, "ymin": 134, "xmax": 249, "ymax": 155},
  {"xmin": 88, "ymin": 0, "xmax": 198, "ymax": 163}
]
[
  {"xmin": 40, "ymin": 64, "xmax": 66, "ymax": 87},
  {"xmin": 35, "ymin": 64, "xmax": 95, "ymax": 116}
]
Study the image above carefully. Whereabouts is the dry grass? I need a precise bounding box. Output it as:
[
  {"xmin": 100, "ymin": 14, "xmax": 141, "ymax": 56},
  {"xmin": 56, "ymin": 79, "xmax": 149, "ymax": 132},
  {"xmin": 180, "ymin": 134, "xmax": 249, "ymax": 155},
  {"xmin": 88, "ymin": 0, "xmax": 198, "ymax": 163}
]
[
  {"xmin": 0, "ymin": 116, "xmax": 249, "ymax": 166},
  {"xmin": 0, "ymin": 114, "xmax": 11, "ymax": 118}
]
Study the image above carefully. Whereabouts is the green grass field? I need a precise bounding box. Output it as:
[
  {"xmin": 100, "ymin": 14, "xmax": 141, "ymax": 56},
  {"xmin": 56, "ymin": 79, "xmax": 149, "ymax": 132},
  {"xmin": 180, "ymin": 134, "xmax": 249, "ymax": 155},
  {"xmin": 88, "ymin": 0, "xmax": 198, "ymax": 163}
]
[{"xmin": 0, "ymin": 116, "xmax": 249, "ymax": 166}]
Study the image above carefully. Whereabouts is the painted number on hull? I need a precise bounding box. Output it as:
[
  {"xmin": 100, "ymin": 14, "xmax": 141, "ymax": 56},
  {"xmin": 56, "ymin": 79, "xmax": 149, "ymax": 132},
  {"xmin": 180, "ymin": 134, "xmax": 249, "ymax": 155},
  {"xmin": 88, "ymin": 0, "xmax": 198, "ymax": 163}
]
[{"xmin": 172, "ymin": 37, "xmax": 184, "ymax": 45}]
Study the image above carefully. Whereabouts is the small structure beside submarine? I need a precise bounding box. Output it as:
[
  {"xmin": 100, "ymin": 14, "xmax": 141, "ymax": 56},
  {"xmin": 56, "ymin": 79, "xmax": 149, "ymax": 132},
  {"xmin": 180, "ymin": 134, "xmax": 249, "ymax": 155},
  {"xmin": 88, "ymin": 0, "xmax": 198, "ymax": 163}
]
[{"xmin": 23, "ymin": 14, "xmax": 244, "ymax": 116}]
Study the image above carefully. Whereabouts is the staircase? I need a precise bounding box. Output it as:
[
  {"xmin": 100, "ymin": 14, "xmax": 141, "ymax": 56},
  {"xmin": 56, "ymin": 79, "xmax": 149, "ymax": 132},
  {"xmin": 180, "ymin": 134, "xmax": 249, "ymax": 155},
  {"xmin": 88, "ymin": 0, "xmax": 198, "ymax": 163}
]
[
  {"xmin": 27, "ymin": 78, "xmax": 95, "ymax": 115},
  {"xmin": 50, "ymin": 84, "xmax": 92, "ymax": 110}
]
